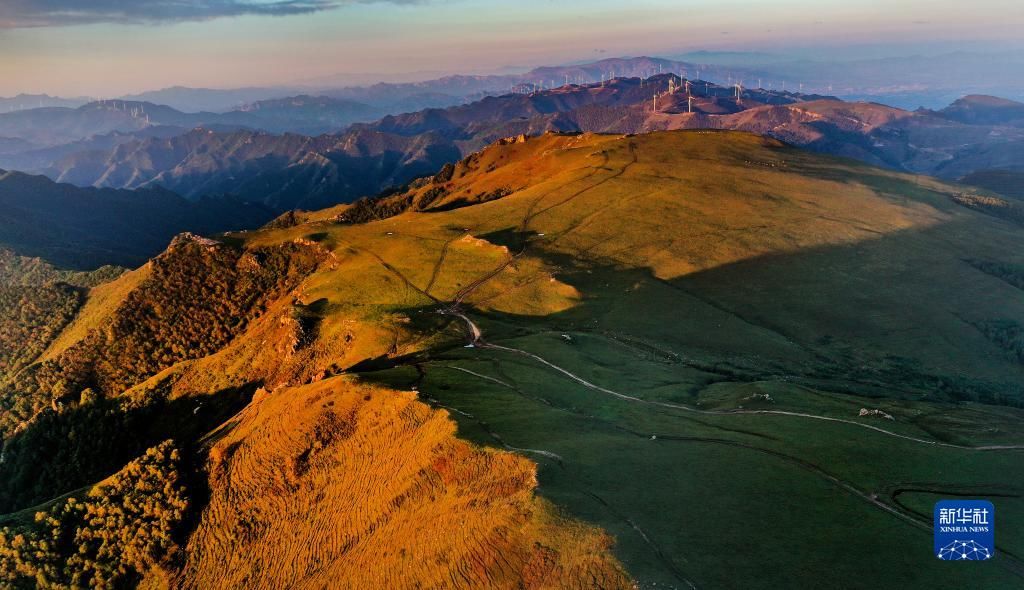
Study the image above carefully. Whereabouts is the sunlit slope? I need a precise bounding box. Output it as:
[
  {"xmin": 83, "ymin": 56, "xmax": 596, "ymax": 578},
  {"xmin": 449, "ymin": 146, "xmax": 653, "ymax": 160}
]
[
  {"xmin": 247, "ymin": 130, "xmax": 1024, "ymax": 588},
  {"xmin": 0, "ymin": 172, "xmax": 634, "ymax": 588},
  {"xmin": 175, "ymin": 377, "xmax": 631, "ymax": 589},
  {"xmin": 281, "ymin": 130, "xmax": 1024, "ymax": 395}
]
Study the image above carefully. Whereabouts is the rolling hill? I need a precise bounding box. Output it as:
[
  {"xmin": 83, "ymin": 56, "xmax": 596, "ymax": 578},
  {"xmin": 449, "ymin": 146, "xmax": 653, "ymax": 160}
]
[
  {"xmin": 937, "ymin": 95, "xmax": 1024, "ymax": 127},
  {"xmin": 1, "ymin": 130, "xmax": 1022, "ymax": 588}
]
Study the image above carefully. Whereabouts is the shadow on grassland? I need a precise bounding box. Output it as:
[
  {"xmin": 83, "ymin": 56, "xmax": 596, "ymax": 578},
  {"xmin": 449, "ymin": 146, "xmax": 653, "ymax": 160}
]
[{"xmin": 464, "ymin": 215, "xmax": 1024, "ymax": 409}]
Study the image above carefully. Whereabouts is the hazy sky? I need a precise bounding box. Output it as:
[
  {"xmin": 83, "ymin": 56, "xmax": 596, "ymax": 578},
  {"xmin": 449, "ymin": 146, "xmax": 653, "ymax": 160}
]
[{"xmin": 1, "ymin": 0, "xmax": 1022, "ymax": 96}]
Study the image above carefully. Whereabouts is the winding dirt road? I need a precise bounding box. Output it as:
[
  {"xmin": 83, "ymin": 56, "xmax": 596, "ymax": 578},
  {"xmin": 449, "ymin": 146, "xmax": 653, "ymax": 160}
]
[{"xmin": 445, "ymin": 309, "xmax": 1024, "ymax": 452}]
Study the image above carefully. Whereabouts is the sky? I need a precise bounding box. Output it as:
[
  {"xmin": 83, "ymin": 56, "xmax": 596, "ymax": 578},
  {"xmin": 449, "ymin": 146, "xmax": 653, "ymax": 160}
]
[{"xmin": 1, "ymin": 0, "xmax": 1023, "ymax": 97}]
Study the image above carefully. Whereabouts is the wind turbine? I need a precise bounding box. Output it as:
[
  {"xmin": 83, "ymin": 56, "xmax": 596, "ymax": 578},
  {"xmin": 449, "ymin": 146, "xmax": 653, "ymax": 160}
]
[{"xmin": 688, "ymin": 94, "xmax": 694, "ymax": 113}]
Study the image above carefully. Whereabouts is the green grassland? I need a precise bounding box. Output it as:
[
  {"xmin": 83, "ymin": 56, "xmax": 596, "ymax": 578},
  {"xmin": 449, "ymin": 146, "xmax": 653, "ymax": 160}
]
[
  {"xmin": 320, "ymin": 131, "xmax": 1024, "ymax": 588},
  {"xmin": 4, "ymin": 130, "xmax": 1024, "ymax": 588}
]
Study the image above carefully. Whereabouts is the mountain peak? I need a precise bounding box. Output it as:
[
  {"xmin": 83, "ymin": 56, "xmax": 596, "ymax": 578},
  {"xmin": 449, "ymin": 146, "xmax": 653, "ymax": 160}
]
[{"xmin": 950, "ymin": 94, "xmax": 1024, "ymax": 108}]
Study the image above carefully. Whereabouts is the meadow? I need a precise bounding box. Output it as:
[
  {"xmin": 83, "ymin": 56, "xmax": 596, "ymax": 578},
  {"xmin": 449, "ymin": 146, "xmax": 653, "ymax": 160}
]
[{"xmin": 3, "ymin": 130, "xmax": 1023, "ymax": 588}]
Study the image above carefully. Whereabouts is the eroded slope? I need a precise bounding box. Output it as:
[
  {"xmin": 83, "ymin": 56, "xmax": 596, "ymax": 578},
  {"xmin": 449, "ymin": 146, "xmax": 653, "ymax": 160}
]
[{"xmin": 176, "ymin": 378, "xmax": 631, "ymax": 589}]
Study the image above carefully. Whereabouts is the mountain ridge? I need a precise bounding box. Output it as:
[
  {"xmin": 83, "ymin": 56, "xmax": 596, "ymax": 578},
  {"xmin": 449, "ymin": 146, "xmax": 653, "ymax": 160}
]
[{"xmin": 39, "ymin": 77, "xmax": 1024, "ymax": 212}]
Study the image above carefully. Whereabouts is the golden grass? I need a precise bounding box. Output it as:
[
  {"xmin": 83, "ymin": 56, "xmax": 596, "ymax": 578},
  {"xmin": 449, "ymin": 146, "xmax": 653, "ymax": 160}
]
[
  {"xmin": 41, "ymin": 263, "xmax": 151, "ymax": 360},
  {"xmin": 173, "ymin": 377, "xmax": 632, "ymax": 590},
  {"xmin": 122, "ymin": 131, "xmax": 981, "ymax": 408},
  {"xmin": 294, "ymin": 131, "xmax": 960, "ymax": 288}
]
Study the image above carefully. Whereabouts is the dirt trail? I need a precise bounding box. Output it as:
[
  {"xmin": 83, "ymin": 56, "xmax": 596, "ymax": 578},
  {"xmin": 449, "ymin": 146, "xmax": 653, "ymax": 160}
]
[
  {"xmin": 424, "ymin": 236, "xmax": 456, "ymax": 296},
  {"xmin": 448, "ymin": 310, "xmax": 1024, "ymax": 452}
]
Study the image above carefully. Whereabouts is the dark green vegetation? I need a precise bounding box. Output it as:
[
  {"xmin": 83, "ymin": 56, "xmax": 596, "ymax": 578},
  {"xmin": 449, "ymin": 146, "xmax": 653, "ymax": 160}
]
[
  {"xmin": 952, "ymin": 192, "xmax": 1024, "ymax": 226},
  {"xmin": 0, "ymin": 249, "xmax": 125, "ymax": 455},
  {"xmin": 0, "ymin": 236, "xmax": 320, "ymax": 516},
  {"xmin": 0, "ymin": 249, "xmax": 123, "ymax": 288},
  {"xmin": 960, "ymin": 169, "xmax": 1024, "ymax": 201},
  {"xmin": 0, "ymin": 282, "xmax": 82, "ymax": 379},
  {"xmin": 972, "ymin": 319, "xmax": 1024, "ymax": 364},
  {"xmin": 0, "ymin": 169, "xmax": 275, "ymax": 269},
  {"xmin": 0, "ymin": 440, "xmax": 188, "ymax": 589}
]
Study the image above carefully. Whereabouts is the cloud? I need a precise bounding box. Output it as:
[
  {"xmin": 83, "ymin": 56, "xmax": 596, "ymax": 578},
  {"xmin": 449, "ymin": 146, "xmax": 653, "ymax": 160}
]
[{"xmin": 0, "ymin": 0, "xmax": 387, "ymax": 28}]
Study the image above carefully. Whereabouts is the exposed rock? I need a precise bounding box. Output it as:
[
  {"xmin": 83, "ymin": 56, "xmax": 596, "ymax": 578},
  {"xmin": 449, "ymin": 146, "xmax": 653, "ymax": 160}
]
[
  {"xmin": 858, "ymin": 408, "xmax": 895, "ymax": 420},
  {"xmin": 169, "ymin": 232, "xmax": 221, "ymax": 249}
]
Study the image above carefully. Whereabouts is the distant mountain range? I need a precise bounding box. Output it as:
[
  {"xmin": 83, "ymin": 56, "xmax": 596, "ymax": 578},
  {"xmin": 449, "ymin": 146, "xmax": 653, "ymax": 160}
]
[
  {"xmin": 0, "ymin": 168, "xmax": 274, "ymax": 269},
  {"xmin": 670, "ymin": 50, "xmax": 1024, "ymax": 110},
  {"xmin": 0, "ymin": 57, "xmax": 767, "ymax": 172},
  {"xmin": 116, "ymin": 86, "xmax": 300, "ymax": 113},
  {"xmin": 3, "ymin": 58, "xmax": 1022, "ymax": 274},
  {"xmin": 25, "ymin": 76, "xmax": 1024, "ymax": 212},
  {"xmin": 107, "ymin": 56, "xmax": 755, "ymax": 113},
  {"xmin": 0, "ymin": 97, "xmax": 387, "ymax": 148},
  {"xmin": 0, "ymin": 94, "xmax": 88, "ymax": 113}
]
